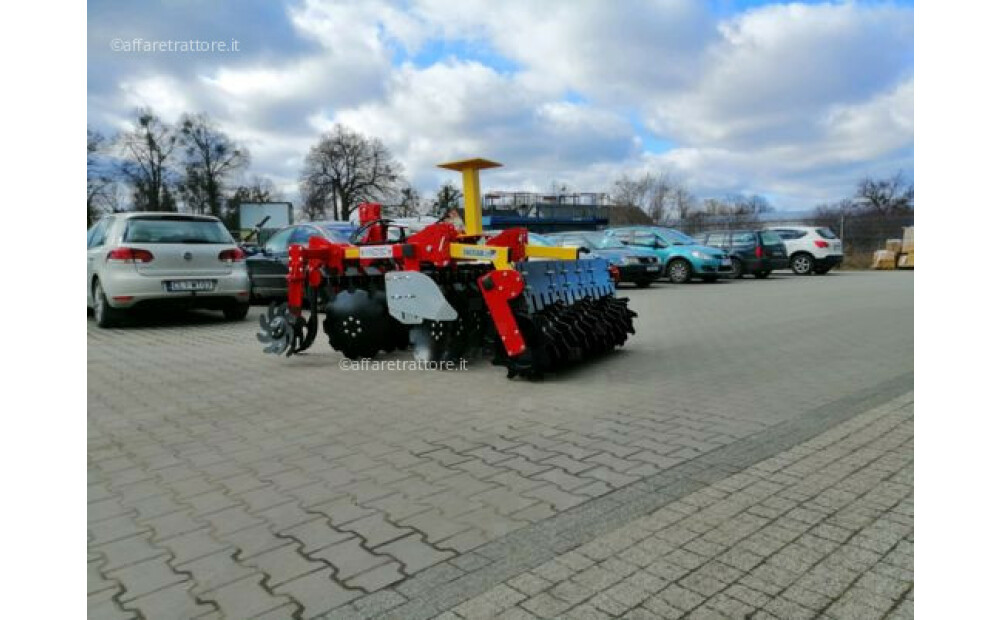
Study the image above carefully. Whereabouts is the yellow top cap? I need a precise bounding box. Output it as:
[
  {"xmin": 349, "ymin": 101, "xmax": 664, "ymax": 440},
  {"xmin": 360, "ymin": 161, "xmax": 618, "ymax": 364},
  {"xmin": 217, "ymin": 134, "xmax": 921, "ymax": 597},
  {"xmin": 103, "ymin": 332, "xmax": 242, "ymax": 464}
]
[{"xmin": 437, "ymin": 158, "xmax": 503, "ymax": 172}]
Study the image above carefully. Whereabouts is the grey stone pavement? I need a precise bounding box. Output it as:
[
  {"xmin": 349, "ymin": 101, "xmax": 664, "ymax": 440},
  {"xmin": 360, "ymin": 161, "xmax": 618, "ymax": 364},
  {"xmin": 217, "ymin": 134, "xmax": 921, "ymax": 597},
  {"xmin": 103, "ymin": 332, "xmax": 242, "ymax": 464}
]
[{"xmin": 88, "ymin": 271, "xmax": 913, "ymax": 619}]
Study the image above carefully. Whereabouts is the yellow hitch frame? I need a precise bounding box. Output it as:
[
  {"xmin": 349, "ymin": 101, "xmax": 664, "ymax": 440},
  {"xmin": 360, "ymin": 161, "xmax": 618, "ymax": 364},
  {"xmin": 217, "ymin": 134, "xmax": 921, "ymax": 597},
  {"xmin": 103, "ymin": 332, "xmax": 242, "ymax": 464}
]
[
  {"xmin": 437, "ymin": 157, "xmax": 581, "ymax": 268},
  {"xmin": 437, "ymin": 158, "xmax": 502, "ymax": 236}
]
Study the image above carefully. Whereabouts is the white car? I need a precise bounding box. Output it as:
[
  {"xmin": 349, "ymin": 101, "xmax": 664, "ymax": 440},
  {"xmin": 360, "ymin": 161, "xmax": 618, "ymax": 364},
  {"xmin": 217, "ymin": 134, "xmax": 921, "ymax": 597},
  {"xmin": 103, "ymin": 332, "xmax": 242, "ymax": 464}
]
[
  {"xmin": 768, "ymin": 226, "xmax": 844, "ymax": 275},
  {"xmin": 87, "ymin": 212, "xmax": 251, "ymax": 327}
]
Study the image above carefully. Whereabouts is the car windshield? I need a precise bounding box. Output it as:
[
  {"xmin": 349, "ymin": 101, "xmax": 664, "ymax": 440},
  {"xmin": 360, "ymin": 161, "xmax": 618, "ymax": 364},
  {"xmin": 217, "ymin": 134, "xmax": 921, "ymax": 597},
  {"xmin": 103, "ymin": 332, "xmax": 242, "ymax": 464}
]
[
  {"xmin": 319, "ymin": 225, "xmax": 351, "ymax": 242},
  {"xmin": 761, "ymin": 231, "xmax": 783, "ymax": 245},
  {"xmin": 655, "ymin": 229, "xmax": 696, "ymax": 245},
  {"xmin": 553, "ymin": 235, "xmax": 593, "ymax": 249},
  {"xmin": 124, "ymin": 217, "xmax": 232, "ymax": 244},
  {"xmin": 584, "ymin": 232, "xmax": 626, "ymax": 249},
  {"xmin": 815, "ymin": 227, "xmax": 838, "ymax": 239}
]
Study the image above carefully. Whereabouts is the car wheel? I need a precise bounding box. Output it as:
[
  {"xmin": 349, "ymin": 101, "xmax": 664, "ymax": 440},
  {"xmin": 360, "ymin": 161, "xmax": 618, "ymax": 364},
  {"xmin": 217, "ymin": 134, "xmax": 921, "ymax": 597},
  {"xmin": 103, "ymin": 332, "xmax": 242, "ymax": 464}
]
[
  {"xmin": 224, "ymin": 302, "xmax": 250, "ymax": 321},
  {"xmin": 667, "ymin": 259, "xmax": 692, "ymax": 284},
  {"xmin": 92, "ymin": 280, "xmax": 120, "ymax": 328},
  {"xmin": 635, "ymin": 279, "xmax": 652, "ymax": 289},
  {"xmin": 753, "ymin": 270, "xmax": 771, "ymax": 279},
  {"xmin": 813, "ymin": 265, "xmax": 832, "ymax": 275},
  {"xmin": 790, "ymin": 253, "xmax": 814, "ymax": 275},
  {"xmin": 731, "ymin": 258, "xmax": 744, "ymax": 279}
]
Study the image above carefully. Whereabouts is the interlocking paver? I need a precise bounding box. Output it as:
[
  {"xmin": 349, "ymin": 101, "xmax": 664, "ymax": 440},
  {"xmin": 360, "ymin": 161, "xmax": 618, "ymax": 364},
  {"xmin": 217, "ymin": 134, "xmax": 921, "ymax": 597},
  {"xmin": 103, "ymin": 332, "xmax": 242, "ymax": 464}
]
[
  {"xmin": 345, "ymin": 562, "xmax": 406, "ymax": 592},
  {"xmin": 245, "ymin": 544, "xmax": 326, "ymax": 587},
  {"xmin": 89, "ymin": 273, "xmax": 913, "ymax": 619},
  {"xmin": 436, "ymin": 393, "xmax": 913, "ymax": 619},
  {"xmin": 375, "ymin": 532, "xmax": 455, "ymax": 574},
  {"xmin": 108, "ymin": 555, "xmax": 187, "ymax": 601},
  {"xmin": 201, "ymin": 574, "xmax": 289, "ymax": 619},
  {"xmin": 93, "ymin": 533, "xmax": 167, "ymax": 571},
  {"xmin": 310, "ymin": 536, "xmax": 391, "ymax": 580},
  {"xmin": 123, "ymin": 582, "xmax": 217, "ymax": 619},
  {"xmin": 273, "ymin": 568, "xmax": 361, "ymax": 617}
]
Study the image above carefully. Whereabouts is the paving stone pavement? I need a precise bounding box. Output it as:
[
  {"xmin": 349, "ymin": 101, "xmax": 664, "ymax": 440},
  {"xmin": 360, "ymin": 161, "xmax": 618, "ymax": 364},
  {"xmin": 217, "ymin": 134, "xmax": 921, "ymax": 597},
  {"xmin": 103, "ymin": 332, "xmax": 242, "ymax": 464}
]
[
  {"xmin": 437, "ymin": 393, "xmax": 913, "ymax": 620},
  {"xmin": 88, "ymin": 272, "xmax": 913, "ymax": 619}
]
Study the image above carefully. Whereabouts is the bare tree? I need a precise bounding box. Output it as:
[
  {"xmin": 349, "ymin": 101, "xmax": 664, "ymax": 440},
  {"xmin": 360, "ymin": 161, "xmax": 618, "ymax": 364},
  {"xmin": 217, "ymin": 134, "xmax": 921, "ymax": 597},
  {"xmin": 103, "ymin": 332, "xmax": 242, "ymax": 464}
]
[
  {"xmin": 300, "ymin": 125, "xmax": 402, "ymax": 221},
  {"xmin": 397, "ymin": 185, "xmax": 421, "ymax": 217},
  {"xmin": 668, "ymin": 185, "xmax": 697, "ymax": 221},
  {"xmin": 117, "ymin": 108, "xmax": 179, "ymax": 211},
  {"xmin": 433, "ymin": 182, "xmax": 462, "ymax": 213},
  {"xmin": 855, "ymin": 172, "xmax": 914, "ymax": 215},
  {"xmin": 299, "ymin": 183, "xmax": 328, "ymax": 221},
  {"xmin": 88, "ymin": 128, "xmax": 113, "ymax": 225},
  {"xmin": 609, "ymin": 173, "xmax": 649, "ymax": 211},
  {"xmin": 610, "ymin": 172, "xmax": 676, "ymax": 223},
  {"xmin": 178, "ymin": 113, "xmax": 249, "ymax": 217}
]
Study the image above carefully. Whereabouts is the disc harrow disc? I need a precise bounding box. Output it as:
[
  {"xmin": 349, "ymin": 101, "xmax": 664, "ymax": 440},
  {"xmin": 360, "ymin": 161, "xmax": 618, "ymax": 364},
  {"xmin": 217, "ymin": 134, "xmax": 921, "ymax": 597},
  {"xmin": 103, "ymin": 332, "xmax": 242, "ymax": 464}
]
[
  {"xmin": 324, "ymin": 288, "xmax": 393, "ymax": 360},
  {"xmin": 498, "ymin": 293, "xmax": 638, "ymax": 379}
]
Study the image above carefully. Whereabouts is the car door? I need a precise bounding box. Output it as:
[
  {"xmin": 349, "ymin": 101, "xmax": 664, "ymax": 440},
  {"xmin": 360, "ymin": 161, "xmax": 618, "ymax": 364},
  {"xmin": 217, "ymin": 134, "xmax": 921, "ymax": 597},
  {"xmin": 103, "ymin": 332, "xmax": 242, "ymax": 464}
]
[
  {"xmin": 729, "ymin": 231, "xmax": 756, "ymax": 261},
  {"xmin": 86, "ymin": 217, "xmax": 113, "ymax": 305},
  {"xmin": 249, "ymin": 226, "xmax": 296, "ymax": 298}
]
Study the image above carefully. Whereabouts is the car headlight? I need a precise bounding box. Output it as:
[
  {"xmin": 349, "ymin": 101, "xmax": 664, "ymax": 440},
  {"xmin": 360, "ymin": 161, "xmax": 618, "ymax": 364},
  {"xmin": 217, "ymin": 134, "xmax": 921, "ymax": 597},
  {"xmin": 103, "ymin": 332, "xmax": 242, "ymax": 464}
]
[
  {"xmin": 623, "ymin": 256, "xmax": 641, "ymax": 265},
  {"xmin": 691, "ymin": 250, "xmax": 711, "ymax": 260}
]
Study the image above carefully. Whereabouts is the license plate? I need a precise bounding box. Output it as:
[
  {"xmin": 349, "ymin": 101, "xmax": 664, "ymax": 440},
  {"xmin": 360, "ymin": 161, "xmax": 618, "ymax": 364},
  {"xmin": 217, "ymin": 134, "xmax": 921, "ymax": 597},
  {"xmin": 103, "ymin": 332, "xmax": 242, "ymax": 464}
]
[
  {"xmin": 646, "ymin": 265, "xmax": 660, "ymax": 272},
  {"xmin": 165, "ymin": 280, "xmax": 216, "ymax": 292}
]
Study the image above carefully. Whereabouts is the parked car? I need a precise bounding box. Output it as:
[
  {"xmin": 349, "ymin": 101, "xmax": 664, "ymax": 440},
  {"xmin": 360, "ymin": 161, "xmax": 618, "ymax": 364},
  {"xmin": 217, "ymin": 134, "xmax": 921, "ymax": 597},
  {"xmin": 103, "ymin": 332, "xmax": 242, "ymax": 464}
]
[
  {"xmin": 544, "ymin": 231, "xmax": 663, "ymax": 287},
  {"xmin": 605, "ymin": 226, "xmax": 733, "ymax": 283},
  {"xmin": 246, "ymin": 221, "xmax": 354, "ymax": 301},
  {"xmin": 86, "ymin": 213, "xmax": 251, "ymax": 327},
  {"xmin": 768, "ymin": 226, "xmax": 844, "ymax": 275},
  {"xmin": 692, "ymin": 229, "xmax": 789, "ymax": 279}
]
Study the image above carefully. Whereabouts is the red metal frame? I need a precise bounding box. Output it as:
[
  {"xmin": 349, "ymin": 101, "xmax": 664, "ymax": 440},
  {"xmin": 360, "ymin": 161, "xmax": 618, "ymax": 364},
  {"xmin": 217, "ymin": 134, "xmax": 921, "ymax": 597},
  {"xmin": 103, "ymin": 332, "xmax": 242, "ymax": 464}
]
[
  {"xmin": 282, "ymin": 204, "xmax": 538, "ymax": 359},
  {"xmin": 477, "ymin": 269, "xmax": 527, "ymax": 357}
]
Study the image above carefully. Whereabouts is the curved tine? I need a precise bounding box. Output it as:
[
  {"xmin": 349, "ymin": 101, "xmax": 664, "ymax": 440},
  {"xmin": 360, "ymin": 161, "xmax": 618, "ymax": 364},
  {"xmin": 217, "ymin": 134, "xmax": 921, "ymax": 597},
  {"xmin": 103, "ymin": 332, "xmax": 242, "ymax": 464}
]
[
  {"xmin": 287, "ymin": 316, "xmax": 306, "ymax": 357},
  {"xmin": 296, "ymin": 312, "xmax": 319, "ymax": 353},
  {"xmin": 294, "ymin": 288, "xmax": 320, "ymax": 353}
]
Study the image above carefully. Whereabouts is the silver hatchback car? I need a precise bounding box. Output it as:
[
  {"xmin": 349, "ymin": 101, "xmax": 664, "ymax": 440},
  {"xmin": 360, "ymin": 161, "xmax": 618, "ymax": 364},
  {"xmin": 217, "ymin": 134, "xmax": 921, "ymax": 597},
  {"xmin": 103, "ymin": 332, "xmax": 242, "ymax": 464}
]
[{"xmin": 87, "ymin": 212, "xmax": 251, "ymax": 327}]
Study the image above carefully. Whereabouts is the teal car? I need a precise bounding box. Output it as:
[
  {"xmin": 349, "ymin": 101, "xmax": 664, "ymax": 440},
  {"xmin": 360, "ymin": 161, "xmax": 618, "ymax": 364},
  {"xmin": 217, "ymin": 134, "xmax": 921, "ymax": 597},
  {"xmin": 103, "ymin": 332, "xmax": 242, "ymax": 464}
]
[{"xmin": 605, "ymin": 226, "xmax": 733, "ymax": 283}]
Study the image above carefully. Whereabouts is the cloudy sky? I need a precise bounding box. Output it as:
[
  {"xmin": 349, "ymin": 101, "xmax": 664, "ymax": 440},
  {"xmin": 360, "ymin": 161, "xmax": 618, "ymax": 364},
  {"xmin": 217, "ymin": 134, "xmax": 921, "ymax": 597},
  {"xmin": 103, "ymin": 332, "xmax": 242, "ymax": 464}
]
[{"xmin": 87, "ymin": 0, "xmax": 913, "ymax": 209}]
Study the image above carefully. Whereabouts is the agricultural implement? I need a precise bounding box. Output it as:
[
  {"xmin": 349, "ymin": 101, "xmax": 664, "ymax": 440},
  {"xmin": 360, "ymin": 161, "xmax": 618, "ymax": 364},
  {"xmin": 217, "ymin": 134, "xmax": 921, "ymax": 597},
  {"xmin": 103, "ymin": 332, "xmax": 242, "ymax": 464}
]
[{"xmin": 256, "ymin": 158, "xmax": 637, "ymax": 378}]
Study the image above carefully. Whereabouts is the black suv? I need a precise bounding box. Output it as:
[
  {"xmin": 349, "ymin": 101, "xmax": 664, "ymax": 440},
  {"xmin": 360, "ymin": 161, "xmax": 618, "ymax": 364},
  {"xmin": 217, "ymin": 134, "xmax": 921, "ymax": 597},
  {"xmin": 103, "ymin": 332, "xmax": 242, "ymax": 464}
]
[{"xmin": 692, "ymin": 230, "xmax": 789, "ymax": 279}]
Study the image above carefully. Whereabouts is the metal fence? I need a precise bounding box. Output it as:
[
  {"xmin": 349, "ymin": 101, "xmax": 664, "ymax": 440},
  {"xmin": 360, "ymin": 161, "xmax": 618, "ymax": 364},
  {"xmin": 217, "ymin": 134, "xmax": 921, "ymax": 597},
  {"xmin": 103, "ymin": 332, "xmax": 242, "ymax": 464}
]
[{"xmin": 667, "ymin": 212, "xmax": 914, "ymax": 259}]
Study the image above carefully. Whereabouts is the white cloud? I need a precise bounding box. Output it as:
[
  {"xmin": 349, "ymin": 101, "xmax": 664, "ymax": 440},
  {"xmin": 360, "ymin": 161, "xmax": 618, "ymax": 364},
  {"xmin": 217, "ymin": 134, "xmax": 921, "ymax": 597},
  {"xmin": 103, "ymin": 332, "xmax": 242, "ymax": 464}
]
[{"xmin": 87, "ymin": 0, "xmax": 914, "ymax": 210}]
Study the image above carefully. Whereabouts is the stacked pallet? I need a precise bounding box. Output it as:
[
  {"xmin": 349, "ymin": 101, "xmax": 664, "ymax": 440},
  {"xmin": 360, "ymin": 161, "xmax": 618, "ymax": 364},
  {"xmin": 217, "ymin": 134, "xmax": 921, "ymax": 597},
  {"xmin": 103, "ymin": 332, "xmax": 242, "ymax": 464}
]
[
  {"xmin": 897, "ymin": 227, "xmax": 914, "ymax": 269},
  {"xmin": 871, "ymin": 227, "xmax": 914, "ymax": 270}
]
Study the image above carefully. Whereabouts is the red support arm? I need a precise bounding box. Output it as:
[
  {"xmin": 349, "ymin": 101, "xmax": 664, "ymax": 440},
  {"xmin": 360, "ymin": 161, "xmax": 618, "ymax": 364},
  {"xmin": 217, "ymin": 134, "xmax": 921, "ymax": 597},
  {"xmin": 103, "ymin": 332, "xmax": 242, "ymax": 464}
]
[{"xmin": 478, "ymin": 269, "xmax": 527, "ymax": 357}]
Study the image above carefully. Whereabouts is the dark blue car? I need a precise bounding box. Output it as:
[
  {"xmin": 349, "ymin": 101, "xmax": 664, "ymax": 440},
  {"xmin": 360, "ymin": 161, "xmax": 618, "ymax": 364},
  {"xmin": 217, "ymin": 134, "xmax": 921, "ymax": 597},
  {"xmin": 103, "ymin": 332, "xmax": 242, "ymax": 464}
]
[
  {"xmin": 246, "ymin": 221, "xmax": 354, "ymax": 301},
  {"xmin": 538, "ymin": 231, "xmax": 664, "ymax": 287}
]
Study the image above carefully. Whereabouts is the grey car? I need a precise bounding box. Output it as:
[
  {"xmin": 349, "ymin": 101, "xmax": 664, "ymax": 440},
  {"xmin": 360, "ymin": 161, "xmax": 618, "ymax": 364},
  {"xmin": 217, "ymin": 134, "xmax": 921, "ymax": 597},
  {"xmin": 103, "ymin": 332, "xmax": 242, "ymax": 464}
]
[{"xmin": 87, "ymin": 212, "xmax": 251, "ymax": 327}]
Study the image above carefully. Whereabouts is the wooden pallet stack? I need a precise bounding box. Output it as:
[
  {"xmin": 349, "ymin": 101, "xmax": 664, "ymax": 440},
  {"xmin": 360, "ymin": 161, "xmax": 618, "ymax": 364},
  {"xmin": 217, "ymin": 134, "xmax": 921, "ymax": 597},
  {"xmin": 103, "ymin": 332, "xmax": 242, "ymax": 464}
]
[{"xmin": 871, "ymin": 227, "xmax": 914, "ymax": 270}]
